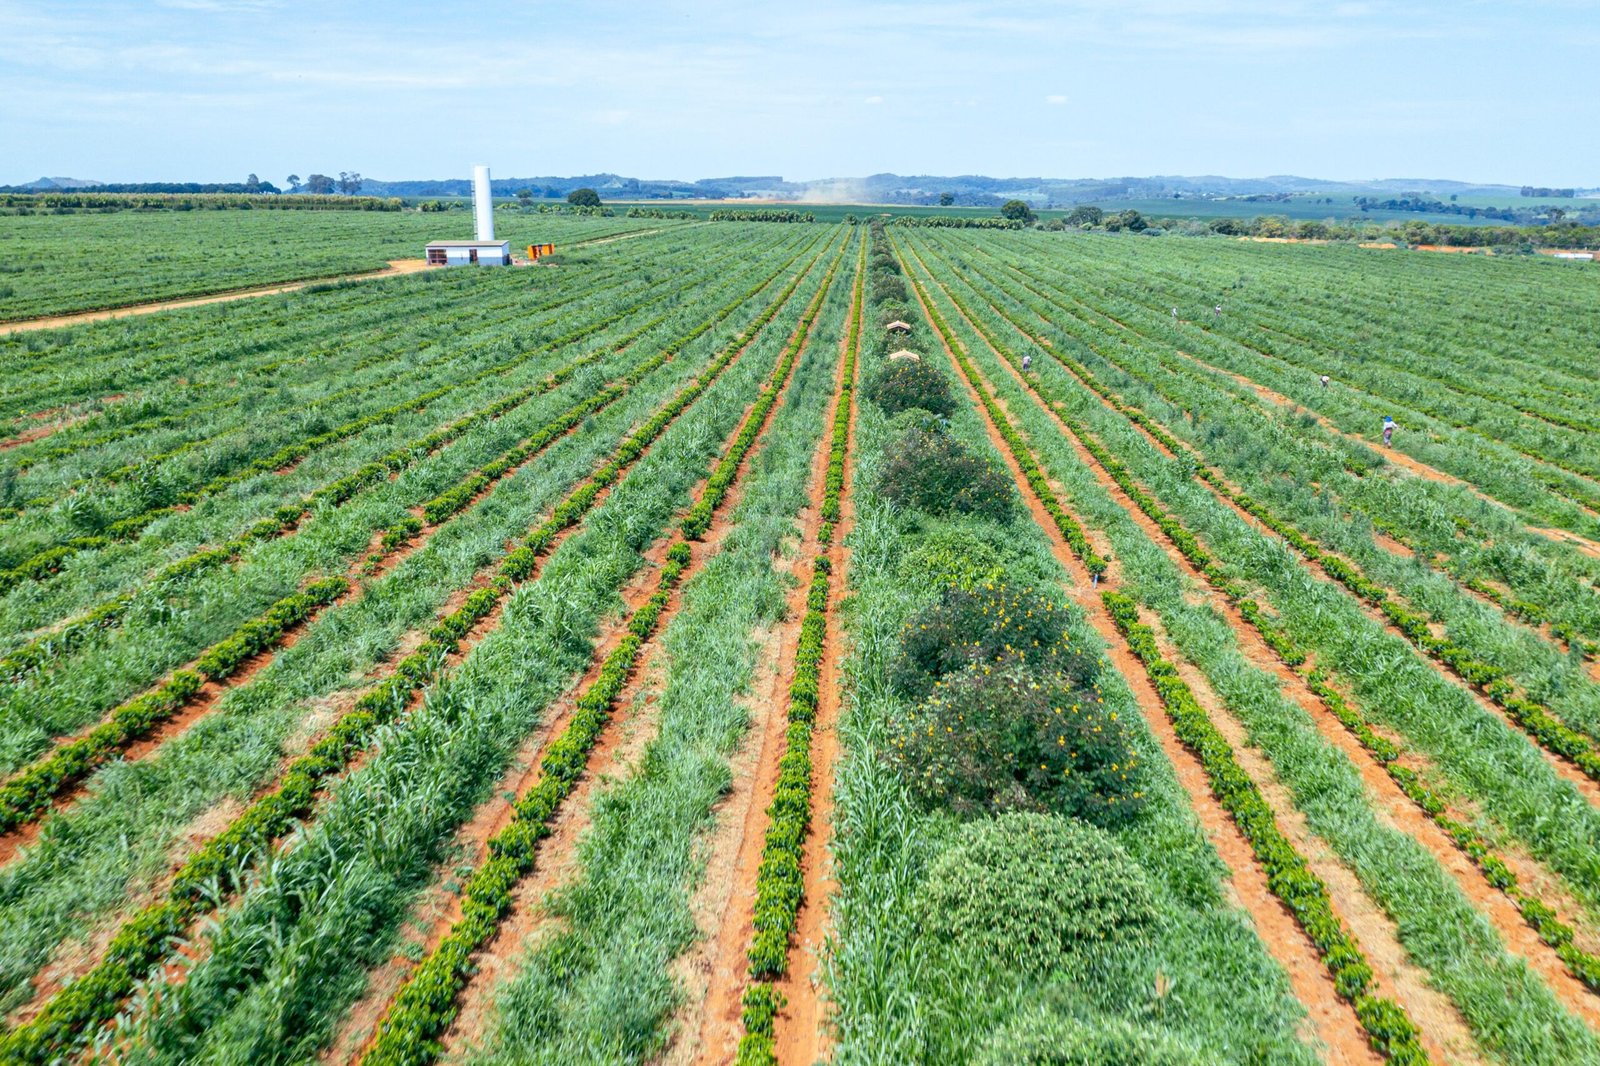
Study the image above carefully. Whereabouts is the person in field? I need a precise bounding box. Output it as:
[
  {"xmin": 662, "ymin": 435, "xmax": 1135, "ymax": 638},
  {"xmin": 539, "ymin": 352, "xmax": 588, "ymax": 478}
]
[
  {"xmin": 1022, "ymin": 354, "xmax": 1033, "ymax": 371},
  {"xmin": 1382, "ymin": 416, "xmax": 1395, "ymax": 447},
  {"xmin": 1214, "ymin": 304, "xmax": 1222, "ymax": 317},
  {"xmin": 1172, "ymin": 307, "xmax": 1179, "ymax": 319},
  {"xmin": 1321, "ymin": 374, "xmax": 1330, "ymax": 388}
]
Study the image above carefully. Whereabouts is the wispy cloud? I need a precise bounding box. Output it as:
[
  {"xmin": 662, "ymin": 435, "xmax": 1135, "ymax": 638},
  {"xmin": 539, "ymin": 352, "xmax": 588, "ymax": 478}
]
[{"xmin": 0, "ymin": 0, "xmax": 1592, "ymax": 186}]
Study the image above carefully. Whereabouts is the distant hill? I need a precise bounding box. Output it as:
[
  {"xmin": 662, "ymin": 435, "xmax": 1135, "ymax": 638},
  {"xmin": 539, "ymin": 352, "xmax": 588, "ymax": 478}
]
[{"xmin": 7, "ymin": 172, "xmax": 1596, "ymax": 206}]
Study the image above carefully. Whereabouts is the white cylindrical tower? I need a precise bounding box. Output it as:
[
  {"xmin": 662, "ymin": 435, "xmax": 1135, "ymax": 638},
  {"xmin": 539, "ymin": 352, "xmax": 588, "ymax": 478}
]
[{"xmin": 473, "ymin": 164, "xmax": 494, "ymax": 241}]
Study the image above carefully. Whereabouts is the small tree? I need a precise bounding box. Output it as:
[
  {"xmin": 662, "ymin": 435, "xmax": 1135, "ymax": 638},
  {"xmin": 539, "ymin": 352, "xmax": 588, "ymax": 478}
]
[
  {"xmin": 567, "ymin": 187, "xmax": 602, "ymax": 208},
  {"xmin": 305, "ymin": 173, "xmax": 335, "ymax": 195},
  {"xmin": 1000, "ymin": 199, "xmax": 1035, "ymax": 222},
  {"xmin": 286, "ymin": 174, "xmax": 302, "ymax": 193},
  {"xmin": 336, "ymin": 171, "xmax": 363, "ymax": 195},
  {"xmin": 1065, "ymin": 205, "xmax": 1102, "ymax": 227},
  {"xmin": 938, "ymin": 192, "xmax": 955, "ymax": 207},
  {"xmin": 515, "ymin": 187, "xmax": 533, "ymax": 204}
]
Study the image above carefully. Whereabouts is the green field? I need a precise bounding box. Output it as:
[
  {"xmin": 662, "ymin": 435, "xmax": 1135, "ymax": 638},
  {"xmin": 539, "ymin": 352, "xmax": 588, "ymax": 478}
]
[
  {"xmin": 1, "ymin": 216, "xmax": 1599, "ymax": 1064},
  {"xmin": 0, "ymin": 210, "xmax": 678, "ymax": 320}
]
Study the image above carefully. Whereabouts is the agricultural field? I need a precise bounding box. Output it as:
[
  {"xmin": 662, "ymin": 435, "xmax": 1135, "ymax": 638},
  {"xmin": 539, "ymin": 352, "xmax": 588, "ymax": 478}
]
[
  {"xmin": 0, "ymin": 211, "xmax": 676, "ymax": 321},
  {"xmin": 1, "ymin": 210, "xmax": 1599, "ymax": 1066}
]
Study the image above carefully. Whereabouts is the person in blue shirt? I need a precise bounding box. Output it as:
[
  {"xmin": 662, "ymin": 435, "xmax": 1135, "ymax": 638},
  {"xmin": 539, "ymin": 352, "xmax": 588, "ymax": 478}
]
[{"xmin": 1382, "ymin": 416, "xmax": 1395, "ymax": 447}]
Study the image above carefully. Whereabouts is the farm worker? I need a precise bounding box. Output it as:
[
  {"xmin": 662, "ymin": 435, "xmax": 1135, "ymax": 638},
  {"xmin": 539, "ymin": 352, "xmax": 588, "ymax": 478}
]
[
  {"xmin": 1171, "ymin": 307, "xmax": 1179, "ymax": 319},
  {"xmin": 1022, "ymin": 354, "xmax": 1033, "ymax": 372},
  {"xmin": 1214, "ymin": 304, "xmax": 1222, "ymax": 316},
  {"xmin": 1382, "ymin": 416, "xmax": 1395, "ymax": 447},
  {"xmin": 1320, "ymin": 374, "xmax": 1330, "ymax": 388}
]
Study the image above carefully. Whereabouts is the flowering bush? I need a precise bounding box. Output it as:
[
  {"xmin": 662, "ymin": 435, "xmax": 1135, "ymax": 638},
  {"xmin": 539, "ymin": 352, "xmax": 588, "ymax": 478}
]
[
  {"xmin": 876, "ymin": 427, "xmax": 1014, "ymax": 521},
  {"xmin": 889, "ymin": 659, "xmax": 1143, "ymax": 825},
  {"xmin": 889, "ymin": 583, "xmax": 1088, "ymax": 702},
  {"xmin": 864, "ymin": 358, "xmax": 955, "ymax": 418},
  {"xmin": 917, "ymin": 813, "xmax": 1156, "ymax": 975}
]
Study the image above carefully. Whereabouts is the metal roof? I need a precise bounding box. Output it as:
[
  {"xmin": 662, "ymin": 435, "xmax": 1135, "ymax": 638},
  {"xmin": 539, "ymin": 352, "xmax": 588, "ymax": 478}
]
[{"xmin": 425, "ymin": 240, "xmax": 511, "ymax": 248}]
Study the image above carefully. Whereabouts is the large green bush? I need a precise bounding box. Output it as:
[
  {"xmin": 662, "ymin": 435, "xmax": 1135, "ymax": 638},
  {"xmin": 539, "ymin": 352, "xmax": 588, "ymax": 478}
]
[
  {"xmin": 916, "ymin": 813, "xmax": 1156, "ymax": 974},
  {"xmin": 977, "ymin": 1012, "xmax": 1202, "ymax": 1066},
  {"xmin": 894, "ymin": 528, "xmax": 1006, "ymax": 594},
  {"xmin": 889, "ymin": 583, "xmax": 1089, "ymax": 702},
  {"xmin": 876, "ymin": 426, "xmax": 1014, "ymax": 520},
  {"xmin": 863, "ymin": 358, "xmax": 955, "ymax": 418},
  {"xmin": 889, "ymin": 660, "xmax": 1145, "ymax": 824}
]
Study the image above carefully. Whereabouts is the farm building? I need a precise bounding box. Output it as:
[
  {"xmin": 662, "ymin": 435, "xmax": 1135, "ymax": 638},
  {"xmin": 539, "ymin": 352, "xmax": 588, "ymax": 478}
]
[
  {"xmin": 426, "ymin": 240, "xmax": 511, "ymax": 266},
  {"xmin": 426, "ymin": 164, "xmax": 511, "ymax": 267}
]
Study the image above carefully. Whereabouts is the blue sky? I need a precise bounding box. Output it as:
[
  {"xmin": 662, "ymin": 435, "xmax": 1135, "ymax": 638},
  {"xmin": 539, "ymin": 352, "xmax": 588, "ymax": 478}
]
[{"xmin": 2, "ymin": 0, "xmax": 1596, "ymax": 187}]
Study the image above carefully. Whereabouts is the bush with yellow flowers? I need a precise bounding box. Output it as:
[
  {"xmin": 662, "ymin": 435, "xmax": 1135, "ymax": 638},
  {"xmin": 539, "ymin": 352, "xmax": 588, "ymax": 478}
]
[
  {"xmin": 889, "ymin": 658, "xmax": 1143, "ymax": 825},
  {"xmin": 864, "ymin": 357, "xmax": 955, "ymax": 418},
  {"xmin": 876, "ymin": 425, "xmax": 1015, "ymax": 522},
  {"xmin": 890, "ymin": 583, "xmax": 1090, "ymax": 702}
]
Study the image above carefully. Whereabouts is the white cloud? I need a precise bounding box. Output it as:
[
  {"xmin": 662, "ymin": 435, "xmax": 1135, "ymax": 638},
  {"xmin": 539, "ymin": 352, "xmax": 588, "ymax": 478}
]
[
  {"xmin": 1046, "ymin": 94, "xmax": 1067, "ymax": 104},
  {"xmin": 865, "ymin": 95, "xmax": 885, "ymax": 104}
]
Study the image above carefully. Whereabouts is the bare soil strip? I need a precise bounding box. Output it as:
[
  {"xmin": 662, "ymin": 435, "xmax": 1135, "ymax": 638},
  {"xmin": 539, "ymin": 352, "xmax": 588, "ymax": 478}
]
[
  {"xmin": 902, "ymin": 260, "xmax": 1382, "ymax": 1065},
  {"xmin": 687, "ymin": 265, "xmax": 856, "ymax": 1065},
  {"xmin": 0, "ymin": 260, "xmax": 430, "ymax": 334}
]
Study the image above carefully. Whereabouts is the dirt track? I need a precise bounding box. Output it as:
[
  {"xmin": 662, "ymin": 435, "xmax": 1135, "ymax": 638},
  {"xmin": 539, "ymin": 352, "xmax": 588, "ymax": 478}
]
[{"xmin": 0, "ymin": 260, "xmax": 430, "ymax": 335}]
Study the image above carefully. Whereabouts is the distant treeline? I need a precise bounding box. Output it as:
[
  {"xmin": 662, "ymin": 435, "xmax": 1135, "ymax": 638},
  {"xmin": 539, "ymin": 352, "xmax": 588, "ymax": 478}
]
[
  {"xmin": 887, "ymin": 216, "xmax": 1025, "ymax": 229},
  {"xmin": 1352, "ymin": 195, "xmax": 1597, "ymax": 225},
  {"xmin": 707, "ymin": 209, "xmax": 815, "ymax": 222},
  {"xmin": 0, "ymin": 193, "xmax": 402, "ymax": 213},
  {"xmin": 1176, "ymin": 213, "xmax": 1600, "ymax": 250},
  {"xmin": 1522, "ymin": 186, "xmax": 1577, "ymax": 198},
  {"xmin": 624, "ymin": 207, "xmax": 699, "ymax": 219}
]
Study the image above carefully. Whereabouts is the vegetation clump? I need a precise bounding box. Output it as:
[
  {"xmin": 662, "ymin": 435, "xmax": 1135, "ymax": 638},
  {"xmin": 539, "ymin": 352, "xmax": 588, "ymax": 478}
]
[
  {"xmin": 889, "ymin": 583, "xmax": 1085, "ymax": 701},
  {"xmin": 876, "ymin": 426, "xmax": 1014, "ymax": 521},
  {"xmin": 863, "ymin": 358, "xmax": 954, "ymax": 417},
  {"xmin": 917, "ymin": 813, "xmax": 1156, "ymax": 973}
]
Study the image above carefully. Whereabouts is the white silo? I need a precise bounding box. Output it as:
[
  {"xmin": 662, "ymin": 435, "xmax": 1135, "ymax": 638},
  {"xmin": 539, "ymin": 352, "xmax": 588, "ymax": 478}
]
[{"xmin": 473, "ymin": 164, "xmax": 494, "ymax": 241}]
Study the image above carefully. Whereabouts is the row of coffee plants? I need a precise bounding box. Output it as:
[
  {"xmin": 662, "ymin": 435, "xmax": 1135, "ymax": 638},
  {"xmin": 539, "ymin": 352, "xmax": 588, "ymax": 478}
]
[
  {"xmin": 736, "ymin": 234, "xmax": 863, "ymax": 1066},
  {"xmin": 0, "ymin": 232, "xmax": 843, "ymax": 1062}
]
